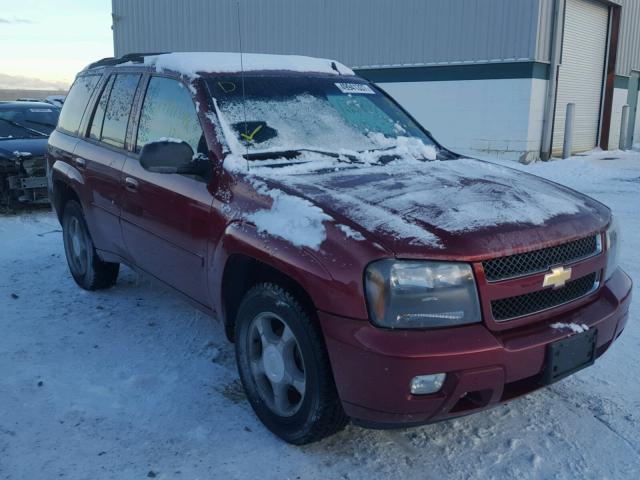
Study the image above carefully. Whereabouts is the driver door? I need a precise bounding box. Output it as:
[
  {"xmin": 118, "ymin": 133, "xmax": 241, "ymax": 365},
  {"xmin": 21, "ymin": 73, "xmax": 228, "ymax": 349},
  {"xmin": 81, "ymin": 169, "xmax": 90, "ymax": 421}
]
[{"xmin": 120, "ymin": 75, "xmax": 214, "ymax": 306}]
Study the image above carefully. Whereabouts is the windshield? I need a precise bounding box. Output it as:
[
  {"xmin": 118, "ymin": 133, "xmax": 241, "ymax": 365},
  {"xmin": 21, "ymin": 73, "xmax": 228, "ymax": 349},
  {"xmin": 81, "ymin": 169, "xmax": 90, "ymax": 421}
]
[
  {"xmin": 0, "ymin": 106, "xmax": 60, "ymax": 139},
  {"xmin": 206, "ymin": 76, "xmax": 437, "ymax": 159}
]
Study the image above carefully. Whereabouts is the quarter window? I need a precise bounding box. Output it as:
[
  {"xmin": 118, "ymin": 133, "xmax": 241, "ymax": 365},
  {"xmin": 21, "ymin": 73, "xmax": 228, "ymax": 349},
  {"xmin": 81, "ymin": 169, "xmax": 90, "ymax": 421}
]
[
  {"xmin": 100, "ymin": 74, "xmax": 141, "ymax": 149},
  {"xmin": 136, "ymin": 77, "xmax": 204, "ymax": 154},
  {"xmin": 57, "ymin": 75, "xmax": 100, "ymax": 135}
]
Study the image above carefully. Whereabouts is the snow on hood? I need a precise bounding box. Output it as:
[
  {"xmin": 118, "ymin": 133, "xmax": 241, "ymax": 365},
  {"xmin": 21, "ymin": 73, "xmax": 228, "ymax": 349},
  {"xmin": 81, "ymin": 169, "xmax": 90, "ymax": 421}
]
[
  {"xmin": 141, "ymin": 52, "xmax": 354, "ymax": 79},
  {"xmin": 245, "ymin": 180, "xmax": 332, "ymax": 250},
  {"xmin": 229, "ymin": 155, "xmax": 602, "ymax": 251}
]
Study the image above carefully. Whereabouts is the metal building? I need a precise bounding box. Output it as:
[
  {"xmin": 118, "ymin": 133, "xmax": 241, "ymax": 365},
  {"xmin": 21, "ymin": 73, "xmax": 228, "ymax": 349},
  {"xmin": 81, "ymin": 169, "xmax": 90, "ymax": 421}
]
[{"xmin": 111, "ymin": 0, "xmax": 640, "ymax": 161}]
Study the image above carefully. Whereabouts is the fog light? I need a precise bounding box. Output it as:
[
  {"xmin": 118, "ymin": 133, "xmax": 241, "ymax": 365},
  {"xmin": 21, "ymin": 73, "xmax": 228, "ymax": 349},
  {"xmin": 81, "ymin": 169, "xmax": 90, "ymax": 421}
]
[{"xmin": 410, "ymin": 374, "xmax": 447, "ymax": 395}]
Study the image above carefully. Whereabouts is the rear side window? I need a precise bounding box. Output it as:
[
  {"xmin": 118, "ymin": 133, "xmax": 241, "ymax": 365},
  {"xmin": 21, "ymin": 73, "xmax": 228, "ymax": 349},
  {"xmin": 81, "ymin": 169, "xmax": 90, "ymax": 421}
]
[
  {"xmin": 100, "ymin": 74, "xmax": 141, "ymax": 148},
  {"xmin": 89, "ymin": 76, "xmax": 115, "ymax": 141},
  {"xmin": 136, "ymin": 76, "xmax": 204, "ymax": 154},
  {"xmin": 57, "ymin": 75, "xmax": 100, "ymax": 135}
]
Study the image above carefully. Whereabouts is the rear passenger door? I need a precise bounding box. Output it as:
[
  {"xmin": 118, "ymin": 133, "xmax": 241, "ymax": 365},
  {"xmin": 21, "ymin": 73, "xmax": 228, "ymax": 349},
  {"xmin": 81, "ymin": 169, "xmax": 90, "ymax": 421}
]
[
  {"xmin": 74, "ymin": 73, "xmax": 141, "ymax": 259},
  {"xmin": 120, "ymin": 75, "xmax": 214, "ymax": 306}
]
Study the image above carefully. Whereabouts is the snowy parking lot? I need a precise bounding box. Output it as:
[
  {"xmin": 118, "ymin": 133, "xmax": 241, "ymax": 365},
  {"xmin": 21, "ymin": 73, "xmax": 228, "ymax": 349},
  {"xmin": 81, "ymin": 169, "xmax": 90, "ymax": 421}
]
[{"xmin": 1, "ymin": 149, "xmax": 639, "ymax": 479}]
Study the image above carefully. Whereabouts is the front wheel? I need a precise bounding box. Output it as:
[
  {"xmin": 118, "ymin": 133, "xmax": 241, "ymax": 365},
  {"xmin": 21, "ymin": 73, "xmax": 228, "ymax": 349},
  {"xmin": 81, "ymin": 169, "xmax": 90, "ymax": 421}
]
[
  {"xmin": 235, "ymin": 283, "xmax": 348, "ymax": 444},
  {"xmin": 62, "ymin": 200, "xmax": 119, "ymax": 290}
]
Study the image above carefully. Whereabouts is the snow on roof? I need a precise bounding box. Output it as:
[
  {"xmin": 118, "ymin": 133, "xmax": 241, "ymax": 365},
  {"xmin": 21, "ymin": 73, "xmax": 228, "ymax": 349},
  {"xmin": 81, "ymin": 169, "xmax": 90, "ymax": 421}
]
[{"xmin": 140, "ymin": 52, "xmax": 355, "ymax": 78}]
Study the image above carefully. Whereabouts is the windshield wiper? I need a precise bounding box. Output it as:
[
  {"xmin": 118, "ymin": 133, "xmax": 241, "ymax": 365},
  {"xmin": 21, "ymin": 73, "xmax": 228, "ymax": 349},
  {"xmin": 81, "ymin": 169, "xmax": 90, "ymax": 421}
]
[
  {"xmin": 358, "ymin": 146, "xmax": 397, "ymax": 153},
  {"xmin": 23, "ymin": 119, "xmax": 56, "ymax": 128},
  {"xmin": 242, "ymin": 145, "xmax": 448, "ymax": 166},
  {"xmin": 243, "ymin": 148, "xmax": 361, "ymax": 163},
  {"xmin": 0, "ymin": 118, "xmax": 48, "ymax": 137}
]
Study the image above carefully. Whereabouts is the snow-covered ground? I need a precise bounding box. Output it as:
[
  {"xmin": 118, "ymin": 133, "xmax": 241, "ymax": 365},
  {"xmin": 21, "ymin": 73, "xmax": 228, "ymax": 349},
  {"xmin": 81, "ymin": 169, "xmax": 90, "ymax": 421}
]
[{"xmin": 1, "ymin": 149, "xmax": 639, "ymax": 479}]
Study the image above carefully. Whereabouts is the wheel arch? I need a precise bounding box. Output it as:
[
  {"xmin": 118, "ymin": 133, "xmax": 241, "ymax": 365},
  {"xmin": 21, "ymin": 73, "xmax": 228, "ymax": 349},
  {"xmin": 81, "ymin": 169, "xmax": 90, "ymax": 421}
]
[
  {"xmin": 53, "ymin": 179, "xmax": 81, "ymax": 221},
  {"xmin": 220, "ymin": 253, "xmax": 319, "ymax": 342},
  {"xmin": 213, "ymin": 222, "xmax": 335, "ymax": 342},
  {"xmin": 51, "ymin": 161, "xmax": 85, "ymax": 221}
]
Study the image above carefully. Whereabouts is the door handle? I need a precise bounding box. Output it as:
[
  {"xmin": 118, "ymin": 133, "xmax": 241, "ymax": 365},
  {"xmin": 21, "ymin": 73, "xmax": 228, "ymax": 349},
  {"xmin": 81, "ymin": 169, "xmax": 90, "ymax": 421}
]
[
  {"xmin": 124, "ymin": 177, "xmax": 139, "ymax": 192},
  {"xmin": 74, "ymin": 157, "xmax": 86, "ymax": 169}
]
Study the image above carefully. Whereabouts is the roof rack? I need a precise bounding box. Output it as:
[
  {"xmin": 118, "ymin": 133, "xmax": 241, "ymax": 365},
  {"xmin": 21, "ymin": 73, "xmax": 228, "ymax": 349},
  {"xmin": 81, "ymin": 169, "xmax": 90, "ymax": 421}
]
[{"xmin": 86, "ymin": 52, "xmax": 168, "ymax": 70}]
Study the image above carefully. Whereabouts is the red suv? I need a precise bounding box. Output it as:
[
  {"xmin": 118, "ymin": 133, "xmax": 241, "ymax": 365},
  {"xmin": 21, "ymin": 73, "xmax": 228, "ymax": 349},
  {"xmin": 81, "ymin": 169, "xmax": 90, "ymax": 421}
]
[{"xmin": 47, "ymin": 52, "xmax": 632, "ymax": 444}]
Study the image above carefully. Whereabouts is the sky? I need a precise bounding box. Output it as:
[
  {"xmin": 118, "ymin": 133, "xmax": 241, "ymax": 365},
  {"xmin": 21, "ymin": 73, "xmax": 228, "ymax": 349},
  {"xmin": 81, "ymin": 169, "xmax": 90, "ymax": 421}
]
[{"xmin": 0, "ymin": 0, "xmax": 113, "ymax": 90}]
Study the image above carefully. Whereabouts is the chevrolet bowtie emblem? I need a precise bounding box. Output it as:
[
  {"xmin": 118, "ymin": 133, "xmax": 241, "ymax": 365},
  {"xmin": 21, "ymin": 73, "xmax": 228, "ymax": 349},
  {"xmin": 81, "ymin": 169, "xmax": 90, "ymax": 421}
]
[{"xmin": 543, "ymin": 266, "xmax": 572, "ymax": 289}]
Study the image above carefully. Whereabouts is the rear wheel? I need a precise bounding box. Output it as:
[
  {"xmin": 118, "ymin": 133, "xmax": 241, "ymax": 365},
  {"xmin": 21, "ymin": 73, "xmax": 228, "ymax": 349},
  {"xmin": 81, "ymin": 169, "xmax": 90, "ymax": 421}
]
[
  {"xmin": 62, "ymin": 200, "xmax": 119, "ymax": 290},
  {"xmin": 235, "ymin": 283, "xmax": 348, "ymax": 444}
]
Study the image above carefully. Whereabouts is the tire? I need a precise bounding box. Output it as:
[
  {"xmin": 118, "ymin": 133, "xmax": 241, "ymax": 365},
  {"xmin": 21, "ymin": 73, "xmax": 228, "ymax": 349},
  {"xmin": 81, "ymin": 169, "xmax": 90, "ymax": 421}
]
[
  {"xmin": 234, "ymin": 283, "xmax": 348, "ymax": 444},
  {"xmin": 62, "ymin": 200, "xmax": 119, "ymax": 290}
]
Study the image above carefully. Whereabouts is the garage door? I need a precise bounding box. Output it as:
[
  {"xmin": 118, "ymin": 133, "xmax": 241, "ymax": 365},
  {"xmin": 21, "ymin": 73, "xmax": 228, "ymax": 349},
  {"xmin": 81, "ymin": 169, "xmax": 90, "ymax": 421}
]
[
  {"xmin": 552, "ymin": 0, "xmax": 609, "ymax": 155},
  {"xmin": 629, "ymin": 73, "xmax": 640, "ymax": 147},
  {"xmin": 635, "ymin": 95, "xmax": 640, "ymax": 146}
]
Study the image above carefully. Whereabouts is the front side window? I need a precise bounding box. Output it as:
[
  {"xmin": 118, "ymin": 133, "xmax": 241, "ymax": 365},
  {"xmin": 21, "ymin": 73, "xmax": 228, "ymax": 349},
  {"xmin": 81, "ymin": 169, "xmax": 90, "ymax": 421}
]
[
  {"xmin": 136, "ymin": 76, "xmax": 204, "ymax": 154},
  {"xmin": 100, "ymin": 74, "xmax": 141, "ymax": 148},
  {"xmin": 57, "ymin": 75, "xmax": 100, "ymax": 135}
]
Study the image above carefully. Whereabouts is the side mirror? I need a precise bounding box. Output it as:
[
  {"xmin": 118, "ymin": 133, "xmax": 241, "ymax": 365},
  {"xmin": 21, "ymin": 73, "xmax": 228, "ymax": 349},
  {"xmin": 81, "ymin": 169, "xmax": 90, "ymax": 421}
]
[{"xmin": 140, "ymin": 140, "xmax": 195, "ymax": 174}]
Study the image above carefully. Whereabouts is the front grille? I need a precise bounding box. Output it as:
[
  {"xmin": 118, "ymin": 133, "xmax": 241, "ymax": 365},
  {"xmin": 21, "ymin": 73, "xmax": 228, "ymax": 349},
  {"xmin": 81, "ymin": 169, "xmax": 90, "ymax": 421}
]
[
  {"xmin": 491, "ymin": 272, "xmax": 598, "ymax": 321},
  {"xmin": 483, "ymin": 235, "xmax": 600, "ymax": 282}
]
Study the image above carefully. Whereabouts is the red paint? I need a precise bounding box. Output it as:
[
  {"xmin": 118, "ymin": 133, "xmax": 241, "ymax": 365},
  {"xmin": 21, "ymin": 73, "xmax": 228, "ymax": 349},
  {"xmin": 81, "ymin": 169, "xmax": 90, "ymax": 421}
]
[
  {"xmin": 321, "ymin": 269, "xmax": 631, "ymax": 425},
  {"xmin": 47, "ymin": 64, "xmax": 633, "ymax": 427}
]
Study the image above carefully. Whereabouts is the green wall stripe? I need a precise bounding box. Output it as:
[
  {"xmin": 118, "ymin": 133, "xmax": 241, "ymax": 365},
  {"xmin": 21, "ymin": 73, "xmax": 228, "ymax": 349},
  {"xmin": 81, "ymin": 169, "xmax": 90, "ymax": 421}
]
[
  {"xmin": 355, "ymin": 62, "xmax": 550, "ymax": 83},
  {"xmin": 614, "ymin": 75, "xmax": 630, "ymax": 90}
]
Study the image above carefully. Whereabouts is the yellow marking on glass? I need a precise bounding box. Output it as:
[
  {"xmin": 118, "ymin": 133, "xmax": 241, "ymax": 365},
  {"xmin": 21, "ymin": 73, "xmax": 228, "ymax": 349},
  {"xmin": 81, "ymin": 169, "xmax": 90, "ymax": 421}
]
[
  {"xmin": 241, "ymin": 124, "xmax": 263, "ymax": 142},
  {"xmin": 218, "ymin": 81, "xmax": 237, "ymax": 93}
]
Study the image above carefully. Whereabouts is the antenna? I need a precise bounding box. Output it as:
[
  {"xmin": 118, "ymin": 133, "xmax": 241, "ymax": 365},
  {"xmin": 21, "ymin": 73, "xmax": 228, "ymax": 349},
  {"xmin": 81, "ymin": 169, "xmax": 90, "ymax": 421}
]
[{"xmin": 236, "ymin": 1, "xmax": 250, "ymax": 170}]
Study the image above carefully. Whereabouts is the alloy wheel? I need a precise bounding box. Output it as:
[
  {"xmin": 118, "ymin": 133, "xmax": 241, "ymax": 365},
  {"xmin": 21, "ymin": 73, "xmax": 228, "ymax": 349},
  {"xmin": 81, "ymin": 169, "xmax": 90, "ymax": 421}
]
[{"xmin": 247, "ymin": 312, "xmax": 307, "ymax": 417}]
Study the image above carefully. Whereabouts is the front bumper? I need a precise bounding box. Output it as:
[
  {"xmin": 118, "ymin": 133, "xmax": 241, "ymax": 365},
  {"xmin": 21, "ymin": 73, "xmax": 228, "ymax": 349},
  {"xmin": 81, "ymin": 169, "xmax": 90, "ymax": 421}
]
[{"xmin": 319, "ymin": 268, "xmax": 632, "ymax": 428}]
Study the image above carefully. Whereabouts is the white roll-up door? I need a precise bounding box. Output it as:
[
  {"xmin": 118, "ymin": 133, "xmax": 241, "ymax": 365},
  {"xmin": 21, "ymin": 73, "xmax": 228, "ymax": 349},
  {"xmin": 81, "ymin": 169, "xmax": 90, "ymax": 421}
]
[
  {"xmin": 635, "ymin": 95, "xmax": 640, "ymax": 146},
  {"xmin": 552, "ymin": 0, "xmax": 609, "ymax": 155}
]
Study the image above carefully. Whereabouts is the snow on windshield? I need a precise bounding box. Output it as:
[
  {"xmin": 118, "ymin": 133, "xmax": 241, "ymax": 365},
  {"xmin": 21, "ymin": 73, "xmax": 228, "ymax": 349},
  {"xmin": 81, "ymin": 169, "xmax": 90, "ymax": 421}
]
[
  {"xmin": 208, "ymin": 75, "xmax": 438, "ymax": 160},
  {"xmin": 220, "ymin": 93, "xmax": 383, "ymax": 153}
]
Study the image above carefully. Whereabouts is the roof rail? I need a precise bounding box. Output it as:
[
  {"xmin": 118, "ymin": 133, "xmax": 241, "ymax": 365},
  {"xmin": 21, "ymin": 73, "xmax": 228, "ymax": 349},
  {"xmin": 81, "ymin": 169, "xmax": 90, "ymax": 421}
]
[{"xmin": 86, "ymin": 52, "xmax": 168, "ymax": 70}]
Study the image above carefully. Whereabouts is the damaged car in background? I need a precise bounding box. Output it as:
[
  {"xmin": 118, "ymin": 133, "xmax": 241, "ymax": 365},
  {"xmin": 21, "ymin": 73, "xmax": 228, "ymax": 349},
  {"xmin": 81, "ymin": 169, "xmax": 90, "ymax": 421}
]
[{"xmin": 0, "ymin": 101, "xmax": 60, "ymax": 207}]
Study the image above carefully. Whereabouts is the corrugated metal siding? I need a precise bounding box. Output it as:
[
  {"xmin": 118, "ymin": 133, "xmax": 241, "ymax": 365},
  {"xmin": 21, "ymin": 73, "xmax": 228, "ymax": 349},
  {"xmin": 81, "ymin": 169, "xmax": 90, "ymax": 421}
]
[
  {"xmin": 112, "ymin": 0, "xmax": 542, "ymax": 68},
  {"xmin": 617, "ymin": 0, "xmax": 640, "ymax": 76},
  {"xmin": 535, "ymin": 0, "xmax": 555, "ymax": 63}
]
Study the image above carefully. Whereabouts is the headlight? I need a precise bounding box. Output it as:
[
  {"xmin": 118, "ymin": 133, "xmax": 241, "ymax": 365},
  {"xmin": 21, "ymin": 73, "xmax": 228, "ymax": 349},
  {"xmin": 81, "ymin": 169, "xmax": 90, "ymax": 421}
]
[
  {"xmin": 364, "ymin": 260, "xmax": 481, "ymax": 329},
  {"xmin": 604, "ymin": 216, "xmax": 620, "ymax": 281}
]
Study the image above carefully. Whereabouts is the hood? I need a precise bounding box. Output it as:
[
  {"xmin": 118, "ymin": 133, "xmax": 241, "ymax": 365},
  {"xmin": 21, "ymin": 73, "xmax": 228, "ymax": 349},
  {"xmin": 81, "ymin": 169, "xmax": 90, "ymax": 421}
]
[
  {"xmin": 247, "ymin": 158, "xmax": 610, "ymax": 260},
  {"xmin": 0, "ymin": 137, "xmax": 49, "ymax": 159}
]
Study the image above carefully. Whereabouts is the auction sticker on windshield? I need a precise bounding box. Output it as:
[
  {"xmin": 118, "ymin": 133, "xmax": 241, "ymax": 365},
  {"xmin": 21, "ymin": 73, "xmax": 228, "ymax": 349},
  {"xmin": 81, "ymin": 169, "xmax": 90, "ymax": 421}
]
[{"xmin": 335, "ymin": 83, "xmax": 375, "ymax": 95}]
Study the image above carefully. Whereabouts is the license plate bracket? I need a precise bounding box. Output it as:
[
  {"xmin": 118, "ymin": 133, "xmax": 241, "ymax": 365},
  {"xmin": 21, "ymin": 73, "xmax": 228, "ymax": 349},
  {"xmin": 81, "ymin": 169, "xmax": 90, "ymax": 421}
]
[{"xmin": 541, "ymin": 328, "xmax": 598, "ymax": 385}]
